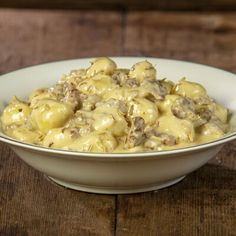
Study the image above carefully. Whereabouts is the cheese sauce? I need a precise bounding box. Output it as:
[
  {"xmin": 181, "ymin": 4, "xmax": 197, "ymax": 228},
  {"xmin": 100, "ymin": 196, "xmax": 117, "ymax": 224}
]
[{"xmin": 0, "ymin": 57, "xmax": 230, "ymax": 152}]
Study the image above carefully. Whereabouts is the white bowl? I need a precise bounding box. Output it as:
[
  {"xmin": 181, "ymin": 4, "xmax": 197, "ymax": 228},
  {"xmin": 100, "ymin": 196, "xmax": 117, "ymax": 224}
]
[{"xmin": 1, "ymin": 57, "xmax": 236, "ymax": 194}]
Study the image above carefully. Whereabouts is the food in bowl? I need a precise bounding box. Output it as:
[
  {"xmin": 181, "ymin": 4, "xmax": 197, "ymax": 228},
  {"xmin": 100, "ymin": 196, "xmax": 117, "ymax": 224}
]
[
  {"xmin": 0, "ymin": 57, "xmax": 236, "ymax": 194},
  {"xmin": 0, "ymin": 57, "xmax": 230, "ymax": 153}
]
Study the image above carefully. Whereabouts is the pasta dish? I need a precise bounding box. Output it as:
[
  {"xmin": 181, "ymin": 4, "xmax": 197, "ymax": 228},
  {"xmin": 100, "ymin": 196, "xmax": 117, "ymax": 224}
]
[{"xmin": 0, "ymin": 58, "xmax": 230, "ymax": 152}]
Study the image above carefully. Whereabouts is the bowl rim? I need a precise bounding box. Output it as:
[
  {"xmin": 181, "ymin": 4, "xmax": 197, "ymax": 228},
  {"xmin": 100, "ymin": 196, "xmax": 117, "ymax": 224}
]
[
  {"xmin": 0, "ymin": 57, "xmax": 236, "ymax": 158},
  {"xmin": 0, "ymin": 131, "xmax": 236, "ymax": 158}
]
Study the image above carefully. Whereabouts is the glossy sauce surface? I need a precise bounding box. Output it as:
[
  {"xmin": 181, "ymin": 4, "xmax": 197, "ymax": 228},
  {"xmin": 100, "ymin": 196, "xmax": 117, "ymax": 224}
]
[{"xmin": 0, "ymin": 58, "xmax": 230, "ymax": 152}]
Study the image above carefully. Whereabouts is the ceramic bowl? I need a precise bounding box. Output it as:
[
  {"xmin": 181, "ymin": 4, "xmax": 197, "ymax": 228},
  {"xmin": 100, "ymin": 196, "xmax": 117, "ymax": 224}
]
[{"xmin": 0, "ymin": 57, "xmax": 236, "ymax": 194}]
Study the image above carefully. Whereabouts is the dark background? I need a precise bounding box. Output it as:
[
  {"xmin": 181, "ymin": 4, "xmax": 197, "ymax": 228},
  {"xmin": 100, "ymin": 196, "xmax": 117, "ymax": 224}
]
[{"xmin": 1, "ymin": 0, "xmax": 236, "ymax": 10}]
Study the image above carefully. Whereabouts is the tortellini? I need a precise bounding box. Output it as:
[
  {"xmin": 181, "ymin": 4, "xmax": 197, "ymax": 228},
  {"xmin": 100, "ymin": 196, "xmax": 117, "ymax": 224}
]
[
  {"xmin": 129, "ymin": 61, "xmax": 156, "ymax": 83},
  {"xmin": 31, "ymin": 99, "xmax": 73, "ymax": 133},
  {"xmin": 208, "ymin": 102, "xmax": 228, "ymax": 123},
  {"xmin": 86, "ymin": 57, "xmax": 117, "ymax": 77},
  {"xmin": 0, "ymin": 57, "xmax": 230, "ymax": 152},
  {"xmin": 173, "ymin": 78, "xmax": 207, "ymax": 100},
  {"xmin": 78, "ymin": 74, "xmax": 118, "ymax": 95},
  {"xmin": 1, "ymin": 97, "xmax": 31, "ymax": 128},
  {"xmin": 103, "ymin": 87, "xmax": 138, "ymax": 101},
  {"xmin": 157, "ymin": 115, "xmax": 195, "ymax": 142},
  {"xmin": 5, "ymin": 126, "xmax": 43, "ymax": 144},
  {"xmin": 43, "ymin": 127, "xmax": 80, "ymax": 148},
  {"xmin": 92, "ymin": 106, "xmax": 128, "ymax": 136},
  {"xmin": 157, "ymin": 95, "xmax": 181, "ymax": 115},
  {"xmin": 66, "ymin": 131, "xmax": 117, "ymax": 152},
  {"xmin": 129, "ymin": 98, "xmax": 159, "ymax": 125}
]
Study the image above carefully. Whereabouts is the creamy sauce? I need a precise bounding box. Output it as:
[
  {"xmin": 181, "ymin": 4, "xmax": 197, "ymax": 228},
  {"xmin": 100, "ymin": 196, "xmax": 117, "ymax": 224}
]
[{"xmin": 0, "ymin": 57, "xmax": 230, "ymax": 153}]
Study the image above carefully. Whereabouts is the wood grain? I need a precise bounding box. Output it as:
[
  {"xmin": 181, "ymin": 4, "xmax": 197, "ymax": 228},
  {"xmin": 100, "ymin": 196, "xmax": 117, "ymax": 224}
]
[
  {"xmin": 0, "ymin": 9, "xmax": 123, "ymax": 74},
  {"xmin": 124, "ymin": 11, "xmax": 236, "ymax": 72},
  {"xmin": 116, "ymin": 163, "xmax": 236, "ymax": 236},
  {"xmin": 0, "ymin": 143, "xmax": 116, "ymax": 236},
  {"xmin": 0, "ymin": 9, "xmax": 236, "ymax": 236}
]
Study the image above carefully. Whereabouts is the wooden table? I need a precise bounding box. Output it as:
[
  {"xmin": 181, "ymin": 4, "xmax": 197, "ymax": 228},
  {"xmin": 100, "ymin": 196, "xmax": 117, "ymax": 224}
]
[{"xmin": 0, "ymin": 9, "xmax": 236, "ymax": 236}]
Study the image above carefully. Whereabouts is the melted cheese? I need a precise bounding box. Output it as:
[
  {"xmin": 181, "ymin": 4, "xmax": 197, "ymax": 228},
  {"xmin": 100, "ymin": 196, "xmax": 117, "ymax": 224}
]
[
  {"xmin": 174, "ymin": 78, "xmax": 207, "ymax": 100},
  {"xmin": 1, "ymin": 97, "xmax": 31, "ymax": 128},
  {"xmin": 30, "ymin": 99, "xmax": 73, "ymax": 133},
  {"xmin": 129, "ymin": 61, "xmax": 156, "ymax": 82},
  {"xmin": 129, "ymin": 98, "xmax": 159, "ymax": 125},
  {"xmin": 0, "ymin": 57, "xmax": 230, "ymax": 152},
  {"xmin": 158, "ymin": 115, "xmax": 195, "ymax": 142}
]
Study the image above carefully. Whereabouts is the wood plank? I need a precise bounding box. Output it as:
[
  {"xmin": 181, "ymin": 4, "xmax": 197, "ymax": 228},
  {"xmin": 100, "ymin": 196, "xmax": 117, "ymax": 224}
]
[
  {"xmin": 124, "ymin": 11, "xmax": 236, "ymax": 72},
  {"xmin": 0, "ymin": 142, "xmax": 116, "ymax": 236},
  {"xmin": 1, "ymin": 0, "xmax": 236, "ymax": 11},
  {"xmin": 0, "ymin": 9, "xmax": 124, "ymax": 74},
  {"xmin": 116, "ymin": 163, "xmax": 236, "ymax": 236},
  {"xmin": 210, "ymin": 141, "xmax": 236, "ymax": 169}
]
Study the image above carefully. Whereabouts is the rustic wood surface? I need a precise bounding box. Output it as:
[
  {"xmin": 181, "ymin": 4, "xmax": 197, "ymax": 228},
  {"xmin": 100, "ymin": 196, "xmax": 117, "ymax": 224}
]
[{"xmin": 0, "ymin": 9, "xmax": 236, "ymax": 236}]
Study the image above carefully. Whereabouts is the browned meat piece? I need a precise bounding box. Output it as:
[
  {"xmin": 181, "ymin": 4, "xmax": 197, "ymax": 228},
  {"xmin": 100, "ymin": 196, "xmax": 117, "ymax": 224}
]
[
  {"xmin": 125, "ymin": 78, "xmax": 139, "ymax": 88},
  {"xmin": 111, "ymin": 69, "xmax": 129, "ymax": 85},
  {"xmin": 158, "ymin": 133, "xmax": 176, "ymax": 145},
  {"xmin": 81, "ymin": 94, "xmax": 101, "ymax": 111},
  {"xmin": 63, "ymin": 88, "xmax": 80, "ymax": 110},
  {"xmin": 171, "ymin": 97, "xmax": 209, "ymax": 127},
  {"xmin": 195, "ymin": 106, "xmax": 212, "ymax": 122},
  {"xmin": 144, "ymin": 132, "xmax": 176, "ymax": 150},
  {"xmin": 159, "ymin": 79, "xmax": 175, "ymax": 94},
  {"xmin": 50, "ymin": 82, "xmax": 80, "ymax": 110},
  {"xmin": 171, "ymin": 97, "xmax": 195, "ymax": 118},
  {"xmin": 127, "ymin": 117, "xmax": 146, "ymax": 148},
  {"xmin": 95, "ymin": 98, "xmax": 127, "ymax": 114},
  {"xmin": 60, "ymin": 69, "xmax": 87, "ymax": 87},
  {"xmin": 139, "ymin": 80, "xmax": 168, "ymax": 101}
]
